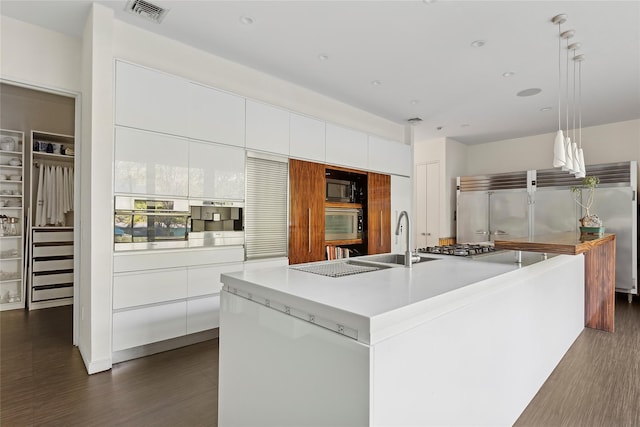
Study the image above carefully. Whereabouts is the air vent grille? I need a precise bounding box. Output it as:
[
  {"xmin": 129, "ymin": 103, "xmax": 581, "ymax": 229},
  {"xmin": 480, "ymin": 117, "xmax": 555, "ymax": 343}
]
[
  {"xmin": 537, "ymin": 161, "xmax": 632, "ymax": 188},
  {"xmin": 459, "ymin": 171, "xmax": 527, "ymax": 192},
  {"xmin": 125, "ymin": 0, "xmax": 169, "ymax": 23}
]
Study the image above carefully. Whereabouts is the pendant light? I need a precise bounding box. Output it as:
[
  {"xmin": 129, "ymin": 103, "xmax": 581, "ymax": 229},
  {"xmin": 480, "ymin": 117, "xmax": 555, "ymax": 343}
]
[
  {"xmin": 551, "ymin": 14, "xmax": 567, "ymax": 168},
  {"xmin": 561, "ymin": 28, "xmax": 576, "ymax": 173},
  {"xmin": 575, "ymin": 53, "xmax": 586, "ymax": 178}
]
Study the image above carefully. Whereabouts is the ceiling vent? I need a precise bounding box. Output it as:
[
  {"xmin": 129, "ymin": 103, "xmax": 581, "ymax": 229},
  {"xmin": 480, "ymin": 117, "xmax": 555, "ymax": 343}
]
[
  {"xmin": 125, "ymin": 0, "xmax": 169, "ymax": 24},
  {"xmin": 407, "ymin": 117, "xmax": 423, "ymax": 125}
]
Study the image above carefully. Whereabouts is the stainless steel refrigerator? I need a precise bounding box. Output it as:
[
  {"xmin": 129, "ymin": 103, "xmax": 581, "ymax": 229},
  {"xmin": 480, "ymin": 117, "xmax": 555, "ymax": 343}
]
[{"xmin": 456, "ymin": 171, "xmax": 531, "ymax": 244}]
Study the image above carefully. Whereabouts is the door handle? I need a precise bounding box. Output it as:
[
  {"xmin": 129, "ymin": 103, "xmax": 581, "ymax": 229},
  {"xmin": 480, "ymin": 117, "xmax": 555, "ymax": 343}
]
[
  {"xmin": 380, "ymin": 211, "xmax": 383, "ymax": 247},
  {"xmin": 308, "ymin": 208, "xmax": 311, "ymax": 254},
  {"xmin": 475, "ymin": 230, "xmax": 489, "ymax": 235}
]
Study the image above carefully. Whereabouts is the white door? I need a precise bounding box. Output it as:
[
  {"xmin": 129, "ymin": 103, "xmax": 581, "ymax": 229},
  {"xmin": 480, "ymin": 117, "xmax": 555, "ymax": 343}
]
[{"xmin": 415, "ymin": 162, "xmax": 440, "ymax": 248}]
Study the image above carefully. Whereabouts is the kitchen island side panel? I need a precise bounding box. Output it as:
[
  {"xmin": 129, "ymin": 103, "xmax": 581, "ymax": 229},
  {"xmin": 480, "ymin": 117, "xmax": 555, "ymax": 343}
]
[
  {"xmin": 218, "ymin": 291, "xmax": 371, "ymax": 427},
  {"xmin": 371, "ymin": 254, "xmax": 585, "ymax": 426}
]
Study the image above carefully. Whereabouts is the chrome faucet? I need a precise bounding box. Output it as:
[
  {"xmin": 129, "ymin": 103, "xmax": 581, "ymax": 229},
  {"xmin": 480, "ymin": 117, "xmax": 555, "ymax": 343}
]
[{"xmin": 395, "ymin": 210, "xmax": 413, "ymax": 268}]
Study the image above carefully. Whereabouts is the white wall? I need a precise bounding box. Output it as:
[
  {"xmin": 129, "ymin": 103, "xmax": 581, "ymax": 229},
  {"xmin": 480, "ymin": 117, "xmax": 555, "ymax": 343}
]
[
  {"xmin": 111, "ymin": 20, "xmax": 404, "ymax": 143},
  {"xmin": 78, "ymin": 4, "xmax": 115, "ymax": 374},
  {"xmin": 466, "ymin": 120, "xmax": 640, "ymax": 185},
  {"xmin": 0, "ymin": 16, "xmax": 81, "ymax": 91}
]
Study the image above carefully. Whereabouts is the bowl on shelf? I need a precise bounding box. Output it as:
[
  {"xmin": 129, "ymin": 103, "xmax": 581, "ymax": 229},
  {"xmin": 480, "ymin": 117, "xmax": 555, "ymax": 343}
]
[
  {"xmin": 0, "ymin": 136, "xmax": 16, "ymax": 151},
  {"xmin": 9, "ymin": 175, "xmax": 21, "ymax": 181},
  {"xmin": 8, "ymin": 158, "xmax": 21, "ymax": 166}
]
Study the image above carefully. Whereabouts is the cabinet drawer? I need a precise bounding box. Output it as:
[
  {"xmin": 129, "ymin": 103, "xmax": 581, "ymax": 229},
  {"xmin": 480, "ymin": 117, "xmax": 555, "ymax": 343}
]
[
  {"xmin": 113, "ymin": 268, "xmax": 187, "ymax": 310},
  {"xmin": 33, "ymin": 231, "xmax": 73, "ymax": 243},
  {"xmin": 32, "ymin": 285, "xmax": 73, "ymax": 302},
  {"xmin": 187, "ymin": 262, "xmax": 243, "ymax": 297},
  {"xmin": 187, "ymin": 295, "xmax": 220, "ymax": 334},
  {"xmin": 113, "ymin": 301, "xmax": 187, "ymax": 351},
  {"xmin": 33, "ymin": 259, "xmax": 74, "ymax": 272},
  {"xmin": 32, "ymin": 245, "xmax": 74, "ymax": 257},
  {"xmin": 32, "ymin": 272, "xmax": 73, "ymax": 287}
]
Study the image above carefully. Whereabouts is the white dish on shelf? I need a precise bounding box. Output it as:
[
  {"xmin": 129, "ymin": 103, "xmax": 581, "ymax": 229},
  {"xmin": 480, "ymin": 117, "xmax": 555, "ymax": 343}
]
[
  {"xmin": 0, "ymin": 137, "xmax": 16, "ymax": 151},
  {"xmin": 0, "ymin": 175, "xmax": 6, "ymax": 181},
  {"xmin": 8, "ymin": 158, "xmax": 21, "ymax": 166},
  {"xmin": 9, "ymin": 175, "xmax": 21, "ymax": 181}
]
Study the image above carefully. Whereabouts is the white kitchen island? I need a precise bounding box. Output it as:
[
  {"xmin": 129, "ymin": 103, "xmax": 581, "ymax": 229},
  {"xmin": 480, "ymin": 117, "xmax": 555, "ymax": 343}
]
[{"xmin": 219, "ymin": 251, "xmax": 585, "ymax": 426}]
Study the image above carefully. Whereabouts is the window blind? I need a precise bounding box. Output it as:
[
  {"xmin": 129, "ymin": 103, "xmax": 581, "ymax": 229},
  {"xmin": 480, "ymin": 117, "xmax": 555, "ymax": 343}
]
[{"xmin": 245, "ymin": 153, "xmax": 289, "ymax": 260}]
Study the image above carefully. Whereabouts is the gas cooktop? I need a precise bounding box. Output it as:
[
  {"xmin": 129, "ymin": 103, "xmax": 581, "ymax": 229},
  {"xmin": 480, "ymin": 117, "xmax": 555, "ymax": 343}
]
[{"xmin": 417, "ymin": 244, "xmax": 497, "ymax": 257}]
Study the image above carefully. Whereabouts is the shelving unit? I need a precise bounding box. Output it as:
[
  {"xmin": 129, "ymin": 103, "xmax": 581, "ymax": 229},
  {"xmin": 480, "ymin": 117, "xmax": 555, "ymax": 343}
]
[
  {"xmin": 28, "ymin": 130, "xmax": 75, "ymax": 309},
  {"xmin": 0, "ymin": 129, "xmax": 26, "ymax": 311}
]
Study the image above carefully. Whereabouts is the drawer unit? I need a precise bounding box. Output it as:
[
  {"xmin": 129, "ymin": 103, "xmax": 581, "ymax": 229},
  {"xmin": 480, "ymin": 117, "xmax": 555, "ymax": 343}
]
[
  {"xmin": 187, "ymin": 295, "xmax": 220, "ymax": 334},
  {"xmin": 29, "ymin": 228, "xmax": 74, "ymax": 310},
  {"xmin": 113, "ymin": 268, "xmax": 188, "ymax": 310},
  {"xmin": 113, "ymin": 301, "xmax": 187, "ymax": 351}
]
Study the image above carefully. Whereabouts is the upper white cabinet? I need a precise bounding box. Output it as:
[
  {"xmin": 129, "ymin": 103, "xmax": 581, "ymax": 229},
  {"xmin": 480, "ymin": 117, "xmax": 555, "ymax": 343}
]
[
  {"xmin": 115, "ymin": 61, "xmax": 190, "ymax": 136},
  {"xmin": 245, "ymin": 100, "xmax": 290, "ymax": 156},
  {"xmin": 368, "ymin": 136, "xmax": 411, "ymax": 177},
  {"xmin": 289, "ymin": 113, "xmax": 325, "ymax": 163},
  {"xmin": 325, "ymin": 124, "xmax": 368, "ymax": 170},
  {"xmin": 188, "ymin": 83, "xmax": 245, "ymax": 147},
  {"xmin": 188, "ymin": 141, "xmax": 245, "ymax": 200},
  {"xmin": 114, "ymin": 127, "xmax": 189, "ymax": 197}
]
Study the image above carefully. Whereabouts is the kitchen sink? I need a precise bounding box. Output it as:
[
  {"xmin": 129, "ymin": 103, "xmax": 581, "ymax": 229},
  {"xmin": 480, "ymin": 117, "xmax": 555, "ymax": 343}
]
[
  {"xmin": 292, "ymin": 260, "xmax": 391, "ymax": 278},
  {"xmin": 363, "ymin": 253, "xmax": 438, "ymax": 265}
]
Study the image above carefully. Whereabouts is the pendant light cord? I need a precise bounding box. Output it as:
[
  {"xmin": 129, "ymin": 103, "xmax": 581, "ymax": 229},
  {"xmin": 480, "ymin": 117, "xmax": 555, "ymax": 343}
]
[
  {"xmin": 578, "ymin": 59, "xmax": 582, "ymax": 148},
  {"xmin": 565, "ymin": 37, "xmax": 570, "ymax": 136},
  {"xmin": 573, "ymin": 50, "xmax": 577, "ymax": 144},
  {"xmin": 557, "ymin": 22, "xmax": 562, "ymax": 131}
]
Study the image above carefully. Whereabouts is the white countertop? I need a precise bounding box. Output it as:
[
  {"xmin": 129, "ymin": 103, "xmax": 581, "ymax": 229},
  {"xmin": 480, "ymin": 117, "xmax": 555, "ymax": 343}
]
[{"xmin": 221, "ymin": 251, "xmax": 567, "ymax": 344}]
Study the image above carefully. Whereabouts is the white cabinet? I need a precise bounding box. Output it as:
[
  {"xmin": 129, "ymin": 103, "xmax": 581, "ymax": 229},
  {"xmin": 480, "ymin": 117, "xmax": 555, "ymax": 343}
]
[
  {"xmin": 115, "ymin": 61, "xmax": 190, "ymax": 136},
  {"xmin": 0, "ymin": 129, "xmax": 25, "ymax": 311},
  {"xmin": 289, "ymin": 113, "xmax": 325, "ymax": 162},
  {"xmin": 187, "ymin": 262, "xmax": 243, "ymax": 297},
  {"xmin": 187, "ymin": 295, "xmax": 220, "ymax": 333},
  {"xmin": 245, "ymin": 100, "xmax": 290, "ymax": 156},
  {"xmin": 188, "ymin": 141, "xmax": 245, "ymax": 200},
  {"xmin": 114, "ymin": 127, "xmax": 189, "ymax": 197},
  {"xmin": 325, "ymin": 124, "xmax": 368, "ymax": 170},
  {"xmin": 188, "ymin": 83, "xmax": 245, "ymax": 147},
  {"xmin": 368, "ymin": 136, "xmax": 411, "ymax": 177},
  {"xmin": 113, "ymin": 301, "xmax": 187, "ymax": 351},
  {"xmin": 113, "ymin": 267, "xmax": 187, "ymax": 310}
]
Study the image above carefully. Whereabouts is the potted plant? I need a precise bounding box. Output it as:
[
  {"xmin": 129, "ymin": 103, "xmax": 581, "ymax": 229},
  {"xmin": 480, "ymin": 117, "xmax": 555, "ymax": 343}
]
[{"xmin": 570, "ymin": 175, "xmax": 604, "ymax": 235}]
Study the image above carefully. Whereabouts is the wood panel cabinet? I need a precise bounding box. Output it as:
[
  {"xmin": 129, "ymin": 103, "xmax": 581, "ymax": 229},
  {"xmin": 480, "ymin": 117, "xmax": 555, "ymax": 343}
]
[
  {"xmin": 289, "ymin": 159, "xmax": 325, "ymax": 264},
  {"xmin": 367, "ymin": 172, "xmax": 391, "ymax": 255}
]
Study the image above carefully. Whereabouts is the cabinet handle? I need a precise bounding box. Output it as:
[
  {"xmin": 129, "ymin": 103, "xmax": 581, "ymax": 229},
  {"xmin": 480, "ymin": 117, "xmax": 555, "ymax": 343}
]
[
  {"xmin": 308, "ymin": 208, "xmax": 311, "ymax": 254},
  {"xmin": 380, "ymin": 211, "xmax": 383, "ymax": 247}
]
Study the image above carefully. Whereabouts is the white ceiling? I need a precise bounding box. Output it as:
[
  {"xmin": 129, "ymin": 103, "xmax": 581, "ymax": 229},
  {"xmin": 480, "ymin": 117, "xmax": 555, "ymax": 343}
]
[{"xmin": 1, "ymin": 1, "xmax": 639, "ymax": 145}]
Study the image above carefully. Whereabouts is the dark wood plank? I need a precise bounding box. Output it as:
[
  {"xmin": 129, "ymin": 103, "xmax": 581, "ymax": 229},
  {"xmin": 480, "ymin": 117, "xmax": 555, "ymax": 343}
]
[
  {"xmin": 494, "ymin": 232, "xmax": 615, "ymax": 255},
  {"xmin": 584, "ymin": 239, "xmax": 616, "ymax": 332}
]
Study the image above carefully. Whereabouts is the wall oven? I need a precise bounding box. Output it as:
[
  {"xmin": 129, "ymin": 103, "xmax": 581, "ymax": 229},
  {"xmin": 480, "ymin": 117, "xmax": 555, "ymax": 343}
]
[
  {"xmin": 114, "ymin": 197, "xmax": 191, "ymax": 251},
  {"xmin": 325, "ymin": 208, "xmax": 363, "ymax": 241}
]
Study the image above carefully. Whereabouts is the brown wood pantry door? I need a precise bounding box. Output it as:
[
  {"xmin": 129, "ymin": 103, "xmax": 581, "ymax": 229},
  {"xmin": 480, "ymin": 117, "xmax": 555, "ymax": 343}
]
[
  {"xmin": 289, "ymin": 159, "xmax": 325, "ymax": 264},
  {"xmin": 367, "ymin": 172, "xmax": 391, "ymax": 255}
]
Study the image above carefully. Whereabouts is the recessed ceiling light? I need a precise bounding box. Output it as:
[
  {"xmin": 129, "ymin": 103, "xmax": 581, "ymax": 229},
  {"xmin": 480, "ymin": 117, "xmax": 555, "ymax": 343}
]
[
  {"xmin": 436, "ymin": 126, "xmax": 444, "ymax": 131},
  {"xmin": 317, "ymin": 54, "xmax": 329, "ymax": 61},
  {"xmin": 410, "ymin": 99, "xmax": 420, "ymax": 105},
  {"xmin": 517, "ymin": 88, "xmax": 542, "ymax": 97},
  {"xmin": 540, "ymin": 107, "xmax": 552, "ymax": 112},
  {"xmin": 239, "ymin": 15, "xmax": 254, "ymax": 25},
  {"xmin": 460, "ymin": 124, "xmax": 470, "ymax": 128},
  {"xmin": 371, "ymin": 80, "xmax": 382, "ymax": 86},
  {"xmin": 470, "ymin": 40, "xmax": 486, "ymax": 48},
  {"xmin": 502, "ymin": 71, "xmax": 516, "ymax": 78}
]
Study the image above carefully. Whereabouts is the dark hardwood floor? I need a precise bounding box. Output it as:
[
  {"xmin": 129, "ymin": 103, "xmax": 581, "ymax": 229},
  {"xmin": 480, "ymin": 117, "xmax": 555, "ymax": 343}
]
[
  {"xmin": 1, "ymin": 306, "xmax": 218, "ymax": 426},
  {"xmin": 1, "ymin": 294, "xmax": 638, "ymax": 426}
]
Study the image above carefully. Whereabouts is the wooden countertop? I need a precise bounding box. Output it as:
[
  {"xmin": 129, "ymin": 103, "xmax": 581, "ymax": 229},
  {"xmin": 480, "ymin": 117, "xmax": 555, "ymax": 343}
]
[{"xmin": 494, "ymin": 232, "xmax": 615, "ymax": 255}]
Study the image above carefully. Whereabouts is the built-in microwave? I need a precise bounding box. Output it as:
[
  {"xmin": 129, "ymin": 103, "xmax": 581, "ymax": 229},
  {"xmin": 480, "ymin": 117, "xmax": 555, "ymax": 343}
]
[
  {"xmin": 325, "ymin": 208, "xmax": 363, "ymax": 241},
  {"xmin": 326, "ymin": 178, "xmax": 354, "ymax": 203}
]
